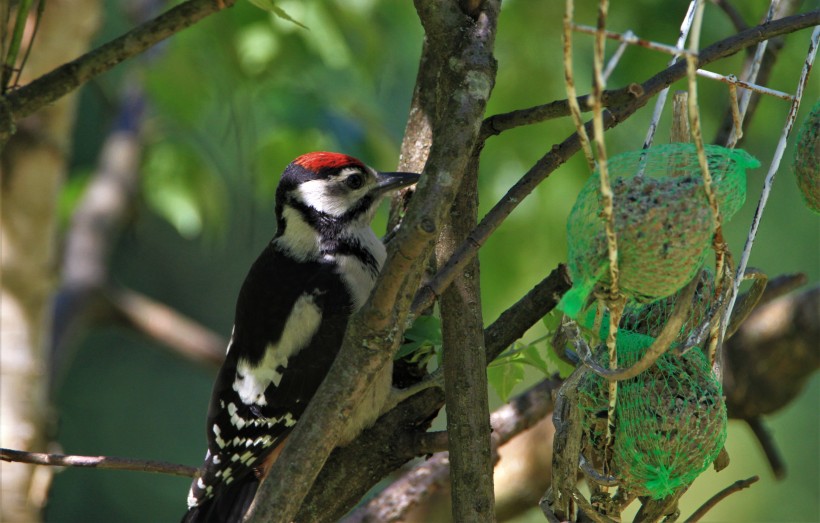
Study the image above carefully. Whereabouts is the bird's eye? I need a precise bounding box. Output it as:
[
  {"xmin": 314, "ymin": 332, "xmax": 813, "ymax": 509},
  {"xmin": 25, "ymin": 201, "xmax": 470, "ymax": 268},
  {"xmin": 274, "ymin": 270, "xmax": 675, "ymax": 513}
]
[{"xmin": 345, "ymin": 173, "xmax": 364, "ymax": 189}]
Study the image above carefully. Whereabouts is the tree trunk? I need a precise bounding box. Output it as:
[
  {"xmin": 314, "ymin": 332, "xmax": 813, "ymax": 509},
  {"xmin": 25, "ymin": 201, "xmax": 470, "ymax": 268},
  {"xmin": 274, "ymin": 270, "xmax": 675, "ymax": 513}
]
[{"xmin": 0, "ymin": 2, "xmax": 100, "ymax": 521}]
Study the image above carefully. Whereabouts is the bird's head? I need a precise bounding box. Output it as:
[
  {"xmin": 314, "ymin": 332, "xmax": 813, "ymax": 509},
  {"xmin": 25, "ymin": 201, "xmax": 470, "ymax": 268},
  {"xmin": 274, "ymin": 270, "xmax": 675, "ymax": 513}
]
[{"xmin": 275, "ymin": 152, "xmax": 419, "ymax": 230}]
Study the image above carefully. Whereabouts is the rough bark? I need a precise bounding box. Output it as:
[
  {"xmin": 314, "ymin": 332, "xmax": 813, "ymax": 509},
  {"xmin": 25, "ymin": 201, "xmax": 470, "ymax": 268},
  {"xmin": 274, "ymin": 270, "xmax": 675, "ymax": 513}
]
[
  {"xmin": 439, "ymin": 153, "xmax": 495, "ymax": 521},
  {"xmin": 245, "ymin": 2, "xmax": 500, "ymax": 521},
  {"xmin": 0, "ymin": 1, "xmax": 101, "ymax": 520}
]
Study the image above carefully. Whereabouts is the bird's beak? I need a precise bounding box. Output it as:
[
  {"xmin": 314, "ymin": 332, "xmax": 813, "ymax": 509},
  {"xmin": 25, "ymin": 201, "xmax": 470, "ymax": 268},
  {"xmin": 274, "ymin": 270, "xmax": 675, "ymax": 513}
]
[{"xmin": 374, "ymin": 171, "xmax": 420, "ymax": 195}]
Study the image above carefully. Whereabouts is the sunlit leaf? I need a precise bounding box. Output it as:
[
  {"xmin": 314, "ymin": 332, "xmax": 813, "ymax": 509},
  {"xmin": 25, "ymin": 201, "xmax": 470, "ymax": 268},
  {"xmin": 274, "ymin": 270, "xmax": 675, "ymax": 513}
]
[
  {"xmin": 396, "ymin": 315, "xmax": 442, "ymax": 360},
  {"xmin": 488, "ymin": 360, "xmax": 525, "ymax": 403},
  {"xmin": 520, "ymin": 344, "xmax": 550, "ymax": 374}
]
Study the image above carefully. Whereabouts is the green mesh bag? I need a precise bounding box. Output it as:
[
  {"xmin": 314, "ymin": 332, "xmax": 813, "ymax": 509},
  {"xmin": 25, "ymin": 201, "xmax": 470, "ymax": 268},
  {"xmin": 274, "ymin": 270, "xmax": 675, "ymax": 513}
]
[
  {"xmin": 560, "ymin": 144, "xmax": 759, "ymax": 318},
  {"xmin": 577, "ymin": 332, "xmax": 727, "ymax": 500},
  {"xmin": 617, "ymin": 269, "xmax": 716, "ymax": 345},
  {"xmin": 794, "ymin": 101, "xmax": 820, "ymax": 214}
]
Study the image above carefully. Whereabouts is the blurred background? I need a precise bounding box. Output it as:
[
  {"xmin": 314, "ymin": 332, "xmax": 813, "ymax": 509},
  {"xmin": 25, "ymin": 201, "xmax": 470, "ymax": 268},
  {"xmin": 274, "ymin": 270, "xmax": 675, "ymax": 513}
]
[{"xmin": 6, "ymin": 0, "xmax": 816, "ymax": 521}]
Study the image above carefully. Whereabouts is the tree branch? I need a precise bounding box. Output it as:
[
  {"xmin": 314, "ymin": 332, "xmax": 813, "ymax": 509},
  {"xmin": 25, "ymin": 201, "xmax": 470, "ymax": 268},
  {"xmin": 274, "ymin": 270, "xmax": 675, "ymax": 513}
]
[
  {"xmin": 438, "ymin": 155, "xmax": 495, "ymax": 520},
  {"xmin": 478, "ymin": 88, "xmax": 638, "ymax": 141},
  {"xmin": 485, "ymin": 265, "xmax": 571, "ymax": 362},
  {"xmin": 343, "ymin": 377, "xmax": 563, "ymax": 523},
  {"xmin": 745, "ymin": 417, "xmax": 786, "ymax": 480},
  {"xmin": 245, "ymin": 2, "xmax": 501, "ymax": 521},
  {"xmin": 0, "ymin": 0, "xmax": 237, "ymax": 143},
  {"xmin": 51, "ymin": 82, "xmax": 145, "ymax": 385},
  {"xmin": 293, "ymin": 265, "xmax": 570, "ymax": 521},
  {"xmin": 411, "ymin": 10, "xmax": 820, "ymax": 318},
  {"xmin": 106, "ymin": 286, "xmax": 227, "ymax": 368},
  {"xmin": 712, "ymin": 0, "xmax": 804, "ymax": 145},
  {"xmin": 684, "ymin": 476, "xmax": 760, "ymax": 523},
  {"xmin": 0, "ymin": 448, "xmax": 196, "ymax": 478}
]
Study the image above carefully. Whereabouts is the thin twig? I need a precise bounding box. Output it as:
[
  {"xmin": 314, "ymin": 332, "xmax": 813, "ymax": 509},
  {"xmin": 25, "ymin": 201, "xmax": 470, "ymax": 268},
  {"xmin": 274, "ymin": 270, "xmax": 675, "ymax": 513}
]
[
  {"xmin": 0, "ymin": 0, "xmax": 238, "ymax": 142},
  {"xmin": 697, "ymin": 69, "xmax": 794, "ymax": 101},
  {"xmin": 563, "ymin": 0, "xmax": 595, "ymax": 170},
  {"xmin": 684, "ymin": 476, "xmax": 760, "ymax": 522},
  {"xmin": 642, "ymin": 1, "xmax": 697, "ymax": 151},
  {"xmin": 108, "ymin": 286, "xmax": 227, "ymax": 367},
  {"xmin": 589, "ymin": 0, "xmax": 621, "ymax": 477},
  {"xmin": 343, "ymin": 378, "xmax": 562, "ymax": 523},
  {"xmin": 0, "ymin": 448, "xmax": 197, "ymax": 477},
  {"xmin": 573, "ymin": 23, "xmax": 698, "ymax": 58},
  {"xmin": 602, "ymin": 31, "xmax": 631, "ymax": 82},
  {"xmin": 725, "ymin": 0, "xmax": 780, "ymax": 148},
  {"xmin": 727, "ymin": 82, "xmax": 743, "ymax": 143},
  {"xmin": 409, "ymin": 11, "xmax": 820, "ymax": 319}
]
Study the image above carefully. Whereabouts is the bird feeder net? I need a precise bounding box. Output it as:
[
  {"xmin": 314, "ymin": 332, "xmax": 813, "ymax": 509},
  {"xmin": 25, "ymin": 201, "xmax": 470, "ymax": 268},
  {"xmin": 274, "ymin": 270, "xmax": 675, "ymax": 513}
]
[
  {"xmin": 576, "ymin": 302, "xmax": 727, "ymax": 500},
  {"xmin": 793, "ymin": 101, "xmax": 820, "ymax": 214},
  {"xmin": 560, "ymin": 143, "xmax": 760, "ymax": 318}
]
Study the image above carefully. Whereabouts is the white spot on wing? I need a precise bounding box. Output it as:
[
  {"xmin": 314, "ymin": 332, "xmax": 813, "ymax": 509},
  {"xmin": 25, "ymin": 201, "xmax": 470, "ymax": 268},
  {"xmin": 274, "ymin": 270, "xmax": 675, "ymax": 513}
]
[
  {"xmin": 212, "ymin": 424, "xmax": 226, "ymax": 449},
  {"xmin": 232, "ymin": 293, "xmax": 322, "ymax": 406},
  {"xmin": 227, "ymin": 402, "xmax": 247, "ymax": 429}
]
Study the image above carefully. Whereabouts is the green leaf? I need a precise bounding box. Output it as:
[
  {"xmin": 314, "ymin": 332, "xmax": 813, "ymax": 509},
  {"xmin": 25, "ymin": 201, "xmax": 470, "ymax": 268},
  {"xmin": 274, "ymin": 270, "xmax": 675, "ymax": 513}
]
[
  {"xmin": 488, "ymin": 360, "xmax": 525, "ymax": 403},
  {"xmin": 247, "ymin": 0, "xmax": 308, "ymax": 29},
  {"xmin": 404, "ymin": 315, "xmax": 442, "ymax": 343},
  {"xmin": 520, "ymin": 344, "xmax": 550, "ymax": 375},
  {"xmin": 396, "ymin": 315, "xmax": 442, "ymax": 360}
]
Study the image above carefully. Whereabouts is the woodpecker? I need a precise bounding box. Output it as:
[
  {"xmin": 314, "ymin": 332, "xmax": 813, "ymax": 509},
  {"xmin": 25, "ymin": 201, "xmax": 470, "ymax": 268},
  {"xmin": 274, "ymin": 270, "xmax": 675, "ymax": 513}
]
[{"xmin": 182, "ymin": 152, "xmax": 419, "ymax": 523}]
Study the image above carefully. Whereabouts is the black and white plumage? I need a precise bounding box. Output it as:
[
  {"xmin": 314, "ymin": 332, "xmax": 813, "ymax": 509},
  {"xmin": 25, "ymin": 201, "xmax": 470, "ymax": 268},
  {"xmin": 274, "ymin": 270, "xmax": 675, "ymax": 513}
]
[{"xmin": 182, "ymin": 152, "xmax": 419, "ymax": 523}]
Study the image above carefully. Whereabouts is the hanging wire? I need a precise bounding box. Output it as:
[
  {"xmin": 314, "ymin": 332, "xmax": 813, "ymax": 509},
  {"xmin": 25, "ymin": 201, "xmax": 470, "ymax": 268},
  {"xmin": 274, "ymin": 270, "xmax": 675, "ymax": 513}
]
[
  {"xmin": 641, "ymin": 0, "xmax": 698, "ymax": 151},
  {"xmin": 717, "ymin": 25, "xmax": 820, "ymax": 378},
  {"xmin": 726, "ymin": 0, "xmax": 782, "ymax": 148}
]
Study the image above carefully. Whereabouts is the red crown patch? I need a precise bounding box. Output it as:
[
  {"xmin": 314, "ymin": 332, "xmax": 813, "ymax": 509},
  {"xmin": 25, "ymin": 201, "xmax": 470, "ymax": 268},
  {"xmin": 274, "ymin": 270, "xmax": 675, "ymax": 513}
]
[{"xmin": 293, "ymin": 152, "xmax": 365, "ymax": 172}]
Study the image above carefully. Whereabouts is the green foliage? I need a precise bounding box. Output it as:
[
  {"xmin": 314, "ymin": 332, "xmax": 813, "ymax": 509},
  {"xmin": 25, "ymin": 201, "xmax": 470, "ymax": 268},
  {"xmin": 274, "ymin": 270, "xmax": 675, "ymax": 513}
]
[
  {"xmin": 396, "ymin": 315, "xmax": 442, "ymax": 361},
  {"xmin": 141, "ymin": 142, "xmax": 228, "ymax": 239},
  {"xmin": 51, "ymin": 1, "xmax": 820, "ymax": 521},
  {"xmin": 488, "ymin": 335, "xmax": 571, "ymax": 402},
  {"xmin": 487, "ymin": 354, "xmax": 525, "ymax": 403}
]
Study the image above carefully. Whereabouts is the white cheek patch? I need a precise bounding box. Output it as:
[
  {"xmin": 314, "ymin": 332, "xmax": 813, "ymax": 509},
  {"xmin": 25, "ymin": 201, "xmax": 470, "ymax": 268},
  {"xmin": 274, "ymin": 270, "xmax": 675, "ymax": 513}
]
[
  {"xmin": 232, "ymin": 293, "xmax": 323, "ymax": 406},
  {"xmin": 296, "ymin": 179, "xmax": 361, "ymax": 217},
  {"xmin": 275, "ymin": 206, "xmax": 322, "ymax": 261}
]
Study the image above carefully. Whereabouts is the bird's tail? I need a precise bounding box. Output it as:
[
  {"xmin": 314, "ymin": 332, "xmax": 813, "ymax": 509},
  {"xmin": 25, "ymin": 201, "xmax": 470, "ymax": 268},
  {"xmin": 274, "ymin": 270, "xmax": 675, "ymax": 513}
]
[{"xmin": 181, "ymin": 474, "xmax": 260, "ymax": 523}]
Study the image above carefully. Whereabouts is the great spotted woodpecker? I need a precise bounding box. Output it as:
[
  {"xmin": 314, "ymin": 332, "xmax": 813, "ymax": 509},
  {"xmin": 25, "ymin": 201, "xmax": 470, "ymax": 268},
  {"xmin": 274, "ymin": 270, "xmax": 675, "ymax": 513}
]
[{"xmin": 182, "ymin": 152, "xmax": 419, "ymax": 523}]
